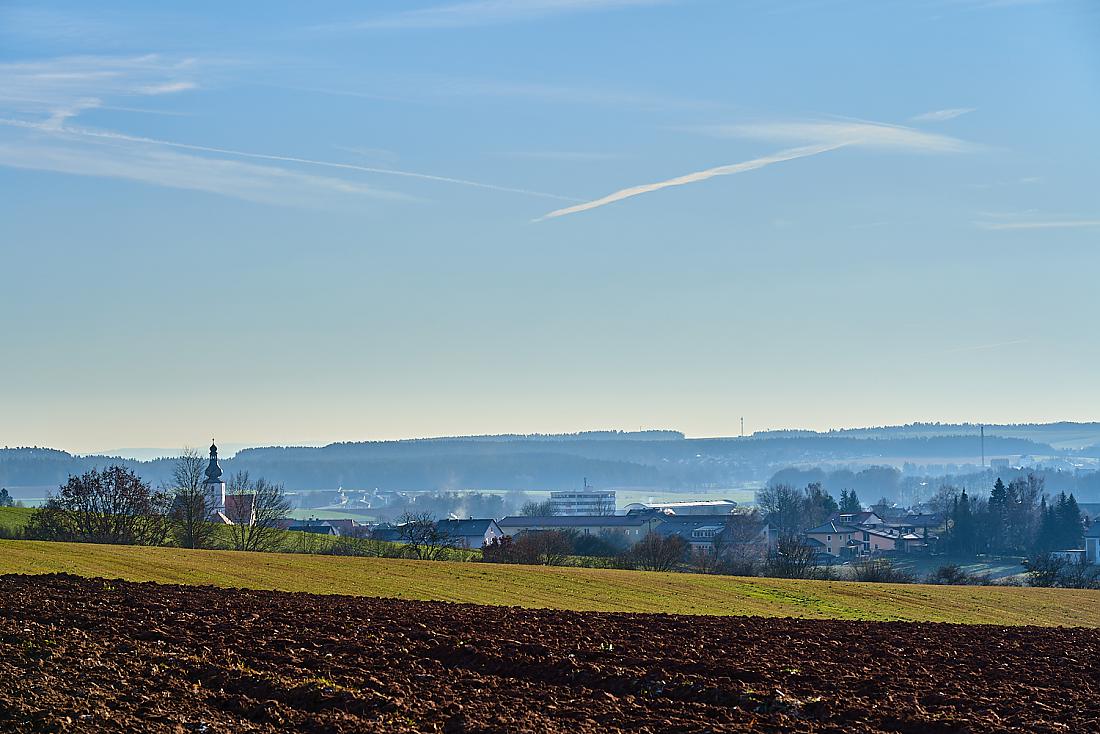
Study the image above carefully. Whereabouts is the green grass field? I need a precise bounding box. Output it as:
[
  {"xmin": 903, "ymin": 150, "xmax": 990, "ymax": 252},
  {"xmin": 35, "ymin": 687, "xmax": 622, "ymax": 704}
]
[
  {"xmin": 0, "ymin": 507, "xmax": 33, "ymax": 533},
  {"xmin": 2, "ymin": 539, "xmax": 1099, "ymax": 626}
]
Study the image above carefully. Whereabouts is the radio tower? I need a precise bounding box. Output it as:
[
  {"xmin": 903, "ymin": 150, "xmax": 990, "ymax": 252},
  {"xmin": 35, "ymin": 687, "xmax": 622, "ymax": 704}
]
[{"xmin": 980, "ymin": 425, "xmax": 985, "ymax": 468}]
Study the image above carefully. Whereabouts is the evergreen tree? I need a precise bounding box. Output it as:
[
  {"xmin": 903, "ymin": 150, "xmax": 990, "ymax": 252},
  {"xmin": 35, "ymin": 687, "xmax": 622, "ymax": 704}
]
[
  {"xmin": 1036, "ymin": 496, "xmax": 1058, "ymax": 553},
  {"xmin": 802, "ymin": 482, "xmax": 839, "ymax": 527},
  {"xmin": 951, "ymin": 490, "xmax": 976, "ymax": 555},
  {"xmin": 1055, "ymin": 492, "xmax": 1083, "ymax": 550},
  {"xmin": 0, "ymin": 487, "xmax": 12, "ymax": 508},
  {"xmin": 839, "ymin": 489, "xmax": 862, "ymax": 514},
  {"xmin": 987, "ymin": 478, "xmax": 1008, "ymax": 553}
]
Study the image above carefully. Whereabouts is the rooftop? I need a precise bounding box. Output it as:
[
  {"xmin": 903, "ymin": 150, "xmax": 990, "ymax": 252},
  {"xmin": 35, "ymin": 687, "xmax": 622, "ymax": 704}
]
[{"xmin": 498, "ymin": 515, "xmax": 661, "ymax": 528}]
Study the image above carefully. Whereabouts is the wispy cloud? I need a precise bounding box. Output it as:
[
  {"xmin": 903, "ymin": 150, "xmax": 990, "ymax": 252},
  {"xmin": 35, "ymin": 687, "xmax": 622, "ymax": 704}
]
[
  {"xmin": 538, "ymin": 114, "xmax": 975, "ymax": 220},
  {"xmin": 0, "ymin": 136, "xmax": 406, "ymax": 209},
  {"xmin": 694, "ymin": 118, "xmax": 973, "ymax": 152},
  {"xmin": 940, "ymin": 0, "xmax": 1059, "ymax": 9},
  {"xmin": 332, "ymin": 0, "xmax": 671, "ymax": 30},
  {"xmin": 976, "ymin": 219, "xmax": 1100, "ymax": 230},
  {"xmin": 0, "ymin": 118, "xmax": 579, "ymax": 202},
  {"xmin": 0, "ymin": 53, "xmax": 577, "ymax": 209},
  {"xmin": 536, "ymin": 143, "xmax": 844, "ymax": 221},
  {"xmin": 140, "ymin": 81, "xmax": 198, "ymax": 95},
  {"xmin": 911, "ymin": 107, "xmax": 975, "ymax": 122},
  {"xmin": 43, "ymin": 97, "xmax": 101, "ymax": 130},
  {"xmin": 498, "ymin": 150, "xmax": 622, "ymax": 161},
  {"xmin": 0, "ymin": 55, "xmax": 199, "ymax": 123}
]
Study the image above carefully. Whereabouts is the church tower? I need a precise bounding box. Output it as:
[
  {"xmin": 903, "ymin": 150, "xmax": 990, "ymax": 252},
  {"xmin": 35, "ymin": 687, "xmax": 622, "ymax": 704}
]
[{"xmin": 203, "ymin": 440, "xmax": 226, "ymax": 515}]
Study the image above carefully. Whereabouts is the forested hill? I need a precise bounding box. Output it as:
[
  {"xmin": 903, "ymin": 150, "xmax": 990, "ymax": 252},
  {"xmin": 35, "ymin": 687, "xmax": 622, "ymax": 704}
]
[
  {"xmin": 0, "ymin": 428, "xmax": 1084, "ymax": 494},
  {"xmin": 755, "ymin": 422, "xmax": 1100, "ymax": 450}
]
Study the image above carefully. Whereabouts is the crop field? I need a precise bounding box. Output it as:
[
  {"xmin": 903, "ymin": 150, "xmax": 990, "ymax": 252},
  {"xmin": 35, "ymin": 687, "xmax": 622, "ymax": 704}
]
[
  {"xmin": 2, "ymin": 573, "xmax": 1098, "ymax": 733},
  {"xmin": 3, "ymin": 539, "xmax": 1100, "ymax": 626}
]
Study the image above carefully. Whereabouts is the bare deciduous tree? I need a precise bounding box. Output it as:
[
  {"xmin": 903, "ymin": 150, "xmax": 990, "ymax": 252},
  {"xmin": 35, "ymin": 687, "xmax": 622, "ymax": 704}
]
[
  {"xmin": 169, "ymin": 448, "xmax": 218, "ymax": 550},
  {"xmin": 755, "ymin": 483, "xmax": 806, "ymax": 536},
  {"xmin": 26, "ymin": 466, "xmax": 172, "ymax": 546},
  {"xmin": 398, "ymin": 511, "xmax": 455, "ymax": 560},
  {"xmin": 510, "ymin": 530, "xmax": 573, "ymax": 565},
  {"xmin": 626, "ymin": 532, "xmax": 687, "ymax": 572},
  {"xmin": 520, "ymin": 500, "xmax": 556, "ymax": 516},
  {"xmin": 226, "ymin": 471, "xmax": 291, "ymax": 553},
  {"xmin": 765, "ymin": 535, "xmax": 823, "ymax": 579}
]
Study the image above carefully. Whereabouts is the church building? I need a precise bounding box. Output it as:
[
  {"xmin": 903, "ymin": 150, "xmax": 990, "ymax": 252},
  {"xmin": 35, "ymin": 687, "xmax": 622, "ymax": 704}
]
[{"xmin": 204, "ymin": 440, "xmax": 254, "ymax": 525}]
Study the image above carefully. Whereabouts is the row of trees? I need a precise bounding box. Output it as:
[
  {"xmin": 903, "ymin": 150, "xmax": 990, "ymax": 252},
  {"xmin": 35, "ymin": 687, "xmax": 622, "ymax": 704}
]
[
  {"xmin": 755, "ymin": 482, "xmax": 861, "ymax": 535},
  {"xmin": 940, "ymin": 476, "xmax": 1085, "ymax": 557},
  {"xmin": 24, "ymin": 454, "xmax": 292, "ymax": 553}
]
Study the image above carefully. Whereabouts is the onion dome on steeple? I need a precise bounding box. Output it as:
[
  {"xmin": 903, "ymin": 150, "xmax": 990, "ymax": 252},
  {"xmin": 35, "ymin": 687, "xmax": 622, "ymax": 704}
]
[{"xmin": 205, "ymin": 440, "xmax": 223, "ymax": 484}]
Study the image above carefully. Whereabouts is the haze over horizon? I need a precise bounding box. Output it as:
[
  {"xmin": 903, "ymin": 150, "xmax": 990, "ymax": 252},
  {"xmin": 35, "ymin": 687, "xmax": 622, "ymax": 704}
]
[
  {"xmin": 10, "ymin": 418, "xmax": 1096, "ymax": 460},
  {"xmin": 3, "ymin": 1, "xmax": 1098, "ymax": 453}
]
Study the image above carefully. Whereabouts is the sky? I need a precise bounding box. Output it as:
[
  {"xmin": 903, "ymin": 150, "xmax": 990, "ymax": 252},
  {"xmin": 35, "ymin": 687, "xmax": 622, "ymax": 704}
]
[{"xmin": 1, "ymin": 0, "xmax": 1098, "ymax": 454}]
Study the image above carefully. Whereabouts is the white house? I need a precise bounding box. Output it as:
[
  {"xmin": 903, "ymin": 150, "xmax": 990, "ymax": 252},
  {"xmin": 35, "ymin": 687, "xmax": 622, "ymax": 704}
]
[
  {"xmin": 1085, "ymin": 524, "xmax": 1100, "ymax": 564},
  {"xmin": 436, "ymin": 519, "xmax": 505, "ymax": 549}
]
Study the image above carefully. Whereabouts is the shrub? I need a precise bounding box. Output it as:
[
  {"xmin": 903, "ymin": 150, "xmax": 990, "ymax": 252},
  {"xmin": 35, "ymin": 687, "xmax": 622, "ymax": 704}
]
[
  {"xmin": 763, "ymin": 536, "xmax": 822, "ymax": 579},
  {"xmin": 623, "ymin": 533, "xmax": 688, "ymax": 572},
  {"xmin": 851, "ymin": 557, "xmax": 913, "ymax": 584}
]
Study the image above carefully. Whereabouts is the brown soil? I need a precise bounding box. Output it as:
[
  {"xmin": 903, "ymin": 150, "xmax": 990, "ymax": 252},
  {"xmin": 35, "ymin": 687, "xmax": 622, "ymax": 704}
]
[{"xmin": 0, "ymin": 573, "xmax": 1096, "ymax": 733}]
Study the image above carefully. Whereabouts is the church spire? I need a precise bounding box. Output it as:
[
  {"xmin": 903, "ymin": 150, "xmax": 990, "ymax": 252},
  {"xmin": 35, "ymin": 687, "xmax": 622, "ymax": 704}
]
[{"xmin": 205, "ymin": 440, "xmax": 223, "ymax": 483}]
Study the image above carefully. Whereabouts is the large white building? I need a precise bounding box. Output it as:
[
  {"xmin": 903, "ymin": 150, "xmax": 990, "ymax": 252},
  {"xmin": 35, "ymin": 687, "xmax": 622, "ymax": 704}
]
[{"xmin": 549, "ymin": 489, "xmax": 616, "ymax": 516}]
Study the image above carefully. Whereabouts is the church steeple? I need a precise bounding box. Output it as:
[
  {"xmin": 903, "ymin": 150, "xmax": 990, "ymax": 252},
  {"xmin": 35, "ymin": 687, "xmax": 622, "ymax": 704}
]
[{"xmin": 205, "ymin": 440, "xmax": 223, "ymax": 484}]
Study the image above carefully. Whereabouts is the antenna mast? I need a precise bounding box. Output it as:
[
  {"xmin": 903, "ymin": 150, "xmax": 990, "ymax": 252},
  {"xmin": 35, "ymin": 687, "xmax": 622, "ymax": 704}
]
[{"xmin": 980, "ymin": 425, "xmax": 985, "ymax": 468}]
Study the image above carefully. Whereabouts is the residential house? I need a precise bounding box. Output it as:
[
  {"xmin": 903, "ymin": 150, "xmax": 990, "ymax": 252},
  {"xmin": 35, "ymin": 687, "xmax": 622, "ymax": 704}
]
[
  {"xmin": 831, "ymin": 511, "xmax": 885, "ymax": 528},
  {"xmin": 803, "ymin": 521, "xmax": 862, "ymax": 558},
  {"xmin": 369, "ymin": 518, "xmax": 503, "ymax": 549},
  {"xmin": 436, "ymin": 519, "xmax": 504, "ymax": 549},
  {"xmin": 287, "ymin": 522, "xmax": 339, "ymax": 536},
  {"xmin": 370, "ymin": 524, "xmax": 403, "ymax": 543},
  {"xmin": 1051, "ymin": 549, "xmax": 1087, "ymax": 565},
  {"xmin": 497, "ymin": 513, "xmax": 664, "ymax": 541},
  {"xmin": 1085, "ymin": 524, "xmax": 1100, "ymax": 564},
  {"xmin": 652, "ymin": 514, "xmax": 773, "ymax": 554},
  {"xmin": 286, "ymin": 518, "xmax": 363, "ymax": 537}
]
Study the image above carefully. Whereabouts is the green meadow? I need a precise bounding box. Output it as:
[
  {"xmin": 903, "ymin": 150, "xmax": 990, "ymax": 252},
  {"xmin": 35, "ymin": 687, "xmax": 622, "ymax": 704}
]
[{"xmin": 2, "ymin": 539, "xmax": 1098, "ymax": 626}]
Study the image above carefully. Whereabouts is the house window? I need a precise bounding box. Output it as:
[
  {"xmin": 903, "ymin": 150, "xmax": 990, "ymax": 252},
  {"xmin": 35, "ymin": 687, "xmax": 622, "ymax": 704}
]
[{"xmin": 827, "ymin": 535, "xmax": 831, "ymax": 541}]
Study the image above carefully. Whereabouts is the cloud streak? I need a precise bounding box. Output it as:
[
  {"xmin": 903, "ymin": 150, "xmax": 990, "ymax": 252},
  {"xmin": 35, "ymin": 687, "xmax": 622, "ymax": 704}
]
[
  {"xmin": 537, "ymin": 114, "xmax": 975, "ymax": 220},
  {"xmin": 976, "ymin": 219, "xmax": 1100, "ymax": 230},
  {"xmin": 535, "ymin": 143, "xmax": 845, "ymax": 221},
  {"xmin": 0, "ymin": 118, "xmax": 579, "ymax": 202},
  {"xmin": 911, "ymin": 107, "xmax": 976, "ymax": 122},
  {"xmin": 695, "ymin": 119, "xmax": 973, "ymax": 152},
  {"xmin": 335, "ymin": 0, "xmax": 670, "ymax": 30},
  {"xmin": 0, "ymin": 137, "xmax": 407, "ymax": 209}
]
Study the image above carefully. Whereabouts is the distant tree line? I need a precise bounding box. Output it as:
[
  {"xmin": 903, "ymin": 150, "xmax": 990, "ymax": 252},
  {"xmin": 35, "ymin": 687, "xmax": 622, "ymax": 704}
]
[{"xmin": 0, "ymin": 430, "xmax": 1074, "ymax": 494}]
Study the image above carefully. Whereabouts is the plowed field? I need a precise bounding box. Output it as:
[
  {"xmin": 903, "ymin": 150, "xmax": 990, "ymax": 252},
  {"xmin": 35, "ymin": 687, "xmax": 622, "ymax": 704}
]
[{"xmin": 1, "ymin": 573, "xmax": 1096, "ymax": 733}]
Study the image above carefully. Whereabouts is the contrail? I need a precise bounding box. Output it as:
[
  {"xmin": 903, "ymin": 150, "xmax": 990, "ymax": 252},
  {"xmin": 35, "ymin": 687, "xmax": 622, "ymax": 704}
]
[
  {"xmin": 535, "ymin": 142, "xmax": 848, "ymax": 221},
  {"xmin": 0, "ymin": 118, "xmax": 580, "ymax": 202}
]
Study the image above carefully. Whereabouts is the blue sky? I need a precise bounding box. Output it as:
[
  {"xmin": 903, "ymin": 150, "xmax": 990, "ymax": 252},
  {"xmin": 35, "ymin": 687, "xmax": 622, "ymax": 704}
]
[{"xmin": 1, "ymin": 0, "xmax": 1097, "ymax": 453}]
